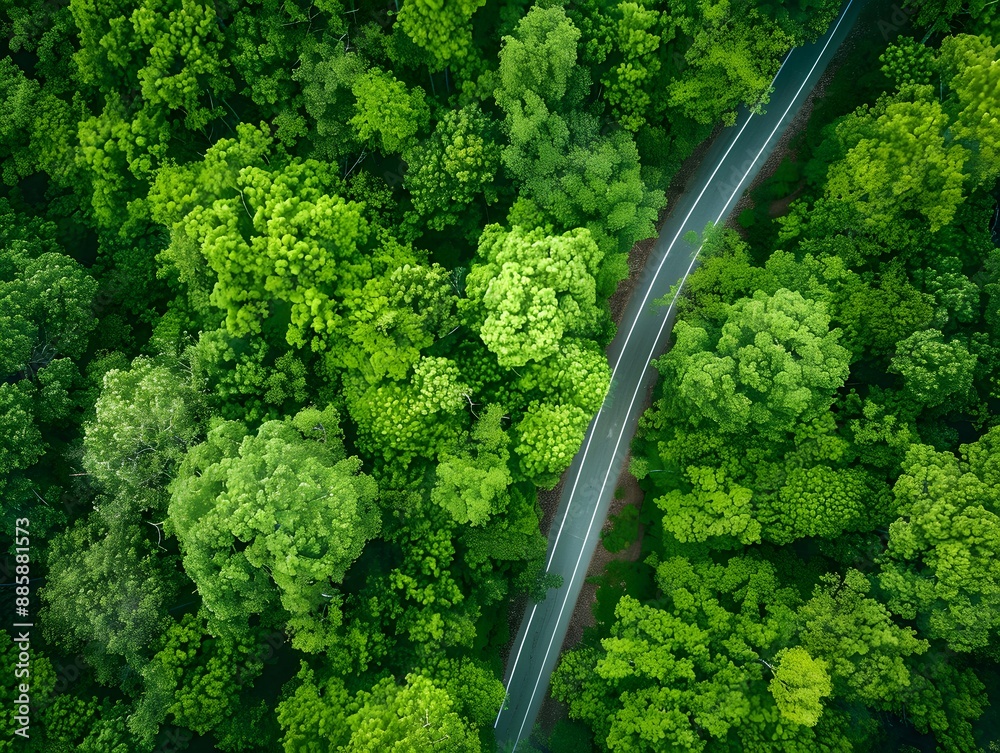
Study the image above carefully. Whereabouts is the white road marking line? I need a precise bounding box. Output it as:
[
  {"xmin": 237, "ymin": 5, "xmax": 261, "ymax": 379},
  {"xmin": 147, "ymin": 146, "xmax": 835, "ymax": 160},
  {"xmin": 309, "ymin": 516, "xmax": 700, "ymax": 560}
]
[
  {"xmin": 499, "ymin": 1, "xmax": 857, "ymax": 746},
  {"xmin": 494, "ymin": 602, "xmax": 538, "ymax": 728},
  {"xmin": 544, "ymin": 50, "xmax": 793, "ymax": 571}
]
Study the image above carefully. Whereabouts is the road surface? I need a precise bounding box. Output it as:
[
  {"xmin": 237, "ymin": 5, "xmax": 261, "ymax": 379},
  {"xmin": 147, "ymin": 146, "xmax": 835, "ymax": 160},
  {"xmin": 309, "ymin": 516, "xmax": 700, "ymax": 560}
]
[{"xmin": 493, "ymin": 0, "xmax": 867, "ymax": 748}]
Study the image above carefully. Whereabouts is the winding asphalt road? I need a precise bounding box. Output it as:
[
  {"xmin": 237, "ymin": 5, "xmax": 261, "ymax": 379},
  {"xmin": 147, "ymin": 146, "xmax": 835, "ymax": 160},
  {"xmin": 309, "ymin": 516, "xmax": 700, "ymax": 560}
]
[{"xmin": 493, "ymin": 1, "xmax": 867, "ymax": 748}]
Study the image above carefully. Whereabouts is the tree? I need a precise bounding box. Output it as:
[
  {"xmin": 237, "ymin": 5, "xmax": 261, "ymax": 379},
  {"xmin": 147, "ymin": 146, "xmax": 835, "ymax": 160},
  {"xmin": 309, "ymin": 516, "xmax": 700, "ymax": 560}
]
[
  {"xmin": 515, "ymin": 338, "xmax": 611, "ymax": 414},
  {"xmin": 277, "ymin": 668, "xmax": 482, "ymax": 752},
  {"xmin": 187, "ymin": 328, "xmax": 310, "ymax": 422},
  {"xmin": 40, "ymin": 514, "xmax": 183, "ymax": 681},
  {"xmin": 404, "ymin": 104, "xmax": 501, "ymax": 231},
  {"xmin": 350, "ymin": 69, "xmax": 430, "ymax": 156},
  {"xmin": 768, "ymin": 647, "xmax": 831, "ymax": 727},
  {"xmin": 83, "ymin": 358, "xmax": 203, "ymax": 512},
  {"xmin": 823, "ymin": 98, "xmax": 969, "ymax": 234},
  {"xmin": 0, "ymin": 58, "xmax": 44, "ymax": 184},
  {"xmin": 343, "ymin": 673, "xmax": 481, "ymax": 752},
  {"xmin": 292, "ymin": 40, "xmax": 365, "ymax": 161},
  {"xmin": 494, "ymin": 5, "xmax": 584, "ymax": 120},
  {"xmin": 132, "ymin": 611, "xmax": 266, "ymax": 743},
  {"xmin": 416, "ymin": 656, "xmax": 506, "ymax": 729},
  {"xmin": 0, "ymin": 391, "xmax": 42, "ymax": 504},
  {"xmin": 129, "ymin": 0, "xmax": 232, "ymax": 130},
  {"xmin": 276, "ymin": 664, "xmax": 350, "ymax": 752},
  {"xmin": 552, "ymin": 555, "xmax": 857, "ymax": 752},
  {"xmin": 0, "ymin": 209, "xmax": 98, "ymax": 370},
  {"xmin": 763, "ymin": 465, "xmax": 874, "ymax": 544},
  {"xmin": 516, "ymin": 129, "xmax": 664, "ymax": 291},
  {"xmin": 396, "ymin": 0, "xmax": 486, "ymax": 70},
  {"xmin": 837, "ymin": 263, "xmax": 934, "ymax": 356},
  {"xmin": 940, "ymin": 34, "xmax": 1000, "ymax": 187},
  {"xmin": 654, "ymin": 465, "xmax": 762, "ymax": 548},
  {"xmin": 905, "ymin": 0, "xmax": 997, "ymax": 35},
  {"xmin": 495, "ymin": 5, "xmax": 663, "ymax": 288},
  {"xmin": 889, "ymin": 329, "xmax": 976, "ymax": 408},
  {"xmin": 667, "ymin": 8, "xmax": 793, "ymax": 127},
  {"xmin": 69, "ymin": 0, "xmax": 234, "ymax": 226},
  {"xmin": 341, "ymin": 263, "xmax": 458, "ymax": 382},
  {"xmin": 432, "ymin": 404, "xmax": 512, "ymax": 525},
  {"xmin": 796, "ymin": 570, "xmax": 927, "ymax": 708},
  {"xmin": 224, "ymin": 0, "xmax": 346, "ymax": 112},
  {"xmin": 515, "ymin": 401, "xmax": 589, "ymax": 488},
  {"xmin": 879, "ymin": 430, "xmax": 1000, "ymax": 652},
  {"xmin": 346, "ymin": 356, "xmax": 469, "ymax": 465},
  {"xmin": 657, "ymin": 288, "xmax": 850, "ymax": 439},
  {"xmin": 196, "ymin": 160, "xmax": 367, "ymax": 349},
  {"xmin": 71, "ymin": 0, "xmax": 231, "ymax": 122},
  {"xmin": 598, "ymin": 0, "xmax": 668, "ymax": 133},
  {"xmin": 463, "ymin": 225, "xmax": 605, "ymax": 368},
  {"xmin": 153, "ymin": 133, "xmax": 390, "ymax": 351},
  {"xmin": 168, "ymin": 406, "xmax": 380, "ymax": 652}
]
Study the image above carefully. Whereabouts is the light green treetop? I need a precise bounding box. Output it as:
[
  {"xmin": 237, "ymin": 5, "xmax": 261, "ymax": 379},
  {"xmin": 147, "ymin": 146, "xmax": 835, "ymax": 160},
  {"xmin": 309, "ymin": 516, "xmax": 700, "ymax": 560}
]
[
  {"xmin": 168, "ymin": 406, "xmax": 379, "ymax": 652},
  {"xmin": 464, "ymin": 224, "xmax": 605, "ymax": 368}
]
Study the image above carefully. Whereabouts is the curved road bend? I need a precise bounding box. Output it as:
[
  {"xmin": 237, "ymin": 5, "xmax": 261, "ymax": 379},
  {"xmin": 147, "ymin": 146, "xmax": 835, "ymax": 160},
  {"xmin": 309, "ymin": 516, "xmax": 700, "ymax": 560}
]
[{"xmin": 494, "ymin": 0, "xmax": 867, "ymax": 749}]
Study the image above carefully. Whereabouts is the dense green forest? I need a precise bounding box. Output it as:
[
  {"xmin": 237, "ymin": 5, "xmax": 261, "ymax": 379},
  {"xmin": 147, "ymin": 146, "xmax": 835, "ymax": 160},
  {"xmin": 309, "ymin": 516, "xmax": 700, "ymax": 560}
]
[
  {"xmin": 548, "ymin": 4, "xmax": 1000, "ymax": 753},
  {"xmin": 0, "ymin": 0, "xmax": 996, "ymax": 750}
]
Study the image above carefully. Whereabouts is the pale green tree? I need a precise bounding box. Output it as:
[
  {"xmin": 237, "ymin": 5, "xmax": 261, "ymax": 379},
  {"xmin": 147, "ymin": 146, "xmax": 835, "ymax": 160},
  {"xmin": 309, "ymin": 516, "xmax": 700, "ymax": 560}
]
[
  {"xmin": 83, "ymin": 358, "xmax": 203, "ymax": 512},
  {"xmin": 464, "ymin": 225, "xmax": 605, "ymax": 368}
]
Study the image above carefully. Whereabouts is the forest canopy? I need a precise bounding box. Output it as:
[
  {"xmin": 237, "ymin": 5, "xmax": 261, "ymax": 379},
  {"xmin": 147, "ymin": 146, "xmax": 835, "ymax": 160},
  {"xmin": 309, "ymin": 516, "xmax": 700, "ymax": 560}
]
[{"xmin": 2, "ymin": 0, "xmax": 998, "ymax": 751}]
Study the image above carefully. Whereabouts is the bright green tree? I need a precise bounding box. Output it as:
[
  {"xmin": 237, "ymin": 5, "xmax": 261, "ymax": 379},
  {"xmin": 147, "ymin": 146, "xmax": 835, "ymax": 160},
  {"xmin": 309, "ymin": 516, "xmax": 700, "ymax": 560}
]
[
  {"xmin": 654, "ymin": 465, "xmax": 761, "ymax": 548},
  {"xmin": 657, "ymin": 288, "xmax": 850, "ymax": 438},
  {"xmin": 824, "ymin": 98, "xmax": 969, "ymax": 234},
  {"xmin": 495, "ymin": 5, "xmax": 663, "ymax": 289},
  {"xmin": 343, "ymin": 673, "xmax": 481, "ymax": 752},
  {"xmin": 341, "ymin": 263, "xmax": 458, "ymax": 382},
  {"xmin": 889, "ymin": 329, "xmax": 977, "ymax": 408},
  {"xmin": 276, "ymin": 664, "xmax": 350, "ymax": 751},
  {"xmin": 768, "ymin": 647, "xmax": 832, "ymax": 727},
  {"xmin": 879, "ymin": 430, "xmax": 1000, "ymax": 652},
  {"xmin": 515, "ymin": 400, "xmax": 589, "ymax": 488},
  {"xmin": 168, "ymin": 406, "xmax": 379, "ymax": 652},
  {"xmin": 396, "ymin": 0, "xmax": 486, "ymax": 70},
  {"xmin": 350, "ymin": 69, "xmax": 430, "ymax": 156},
  {"xmin": 153, "ymin": 131, "xmax": 394, "ymax": 351},
  {"xmin": 464, "ymin": 225, "xmax": 605, "ymax": 368},
  {"xmin": 432, "ymin": 404, "xmax": 512, "ymax": 526},
  {"xmin": 346, "ymin": 355, "xmax": 469, "ymax": 465},
  {"xmin": 552, "ymin": 555, "xmax": 857, "ymax": 752}
]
